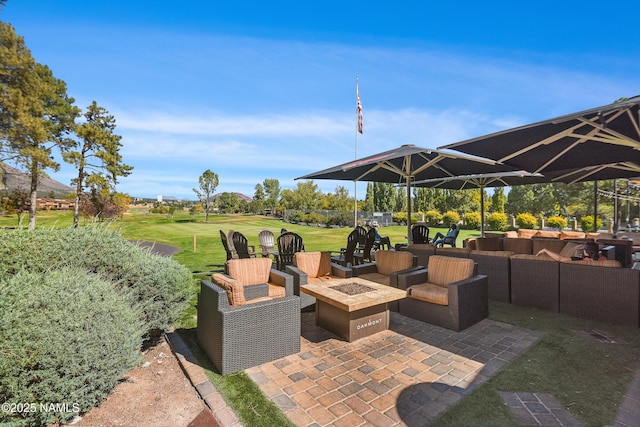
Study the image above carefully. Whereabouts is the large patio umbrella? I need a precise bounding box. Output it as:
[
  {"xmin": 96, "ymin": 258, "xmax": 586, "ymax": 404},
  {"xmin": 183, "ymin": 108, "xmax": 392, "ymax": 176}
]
[
  {"xmin": 296, "ymin": 144, "xmax": 525, "ymax": 243},
  {"xmin": 406, "ymin": 171, "xmax": 546, "ymax": 237},
  {"xmin": 440, "ymin": 96, "xmax": 640, "ymax": 174}
]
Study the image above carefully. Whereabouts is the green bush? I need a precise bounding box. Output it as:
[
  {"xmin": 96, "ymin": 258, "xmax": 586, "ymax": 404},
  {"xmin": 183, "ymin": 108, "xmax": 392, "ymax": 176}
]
[
  {"xmin": 0, "ymin": 227, "xmax": 194, "ymax": 336},
  {"xmin": 580, "ymin": 215, "xmax": 602, "ymax": 233},
  {"xmin": 392, "ymin": 212, "xmax": 407, "ymax": 225},
  {"xmin": 424, "ymin": 210, "xmax": 442, "ymax": 226},
  {"xmin": 326, "ymin": 212, "xmax": 352, "ymax": 227},
  {"xmin": 464, "ymin": 212, "xmax": 481, "ymax": 230},
  {"xmin": 286, "ymin": 211, "xmax": 303, "ymax": 223},
  {"xmin": 546, "ymin": 216, "xmax": 567, "ymax": 230},
  {"xmin": 515, "ymin": 212, "xmax": 537, "ymax": 229},
  {"xmin": 442, "ymin": 211, "xmax": 460, "ymax": 227},
  {"xmin": 302, "ymin": 212, "xmax": 325, "ymax": 225},
  {"xmin": 487, "ymin": 212, "xmax": 508, "ymax": 231},
  {"xmin": 0, "ymin": 268, "xmax": 144, "ymax": 427}
]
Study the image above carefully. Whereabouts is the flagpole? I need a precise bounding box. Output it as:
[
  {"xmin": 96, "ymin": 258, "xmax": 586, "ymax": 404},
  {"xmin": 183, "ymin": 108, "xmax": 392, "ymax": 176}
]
[{"xmin": 354, "ymin": 75, "xmax": 359, "ymax": 227}]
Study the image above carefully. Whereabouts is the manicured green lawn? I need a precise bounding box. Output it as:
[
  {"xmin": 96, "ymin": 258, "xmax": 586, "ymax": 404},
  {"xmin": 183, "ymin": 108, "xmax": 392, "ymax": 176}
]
[{"xmin": 3, "ymin": 210, "xmax": 638, "ymax": 426}]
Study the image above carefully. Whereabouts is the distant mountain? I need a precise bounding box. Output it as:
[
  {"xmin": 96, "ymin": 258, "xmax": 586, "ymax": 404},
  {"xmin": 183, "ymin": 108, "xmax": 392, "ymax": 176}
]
[
  {"xmin": 213, "ymin": 192, "xmax": 253, "ymax": 202},
  {"xmin": 0, "ymin": 163, "xmax": 74, "ymax": 197}
]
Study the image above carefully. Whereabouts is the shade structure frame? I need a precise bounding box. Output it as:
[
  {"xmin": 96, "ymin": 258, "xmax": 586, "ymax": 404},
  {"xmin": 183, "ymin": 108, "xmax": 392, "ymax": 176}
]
[{"xmin": 296, "ymin": 144, "xmax": 533, "ymax": 243}]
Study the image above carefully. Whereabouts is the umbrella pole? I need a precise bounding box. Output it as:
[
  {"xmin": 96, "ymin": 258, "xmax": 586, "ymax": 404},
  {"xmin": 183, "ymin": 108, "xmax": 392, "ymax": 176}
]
[
  {"xmin": 593, "ymin": 181, "xmax": 598, "ymax": 233},
  {"xmin": 480, "ymin": 186, "xmax": 485, "ymax": 237},
  {"xmin": 407, "ymin": 177, "xmax": 412, "ymax": 244}
]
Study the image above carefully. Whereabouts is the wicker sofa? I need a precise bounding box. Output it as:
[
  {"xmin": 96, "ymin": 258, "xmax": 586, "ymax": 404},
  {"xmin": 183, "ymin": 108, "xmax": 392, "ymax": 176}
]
[{"xmin": 401, "ymin": 236, "xmax": 640, "ymax": 327}]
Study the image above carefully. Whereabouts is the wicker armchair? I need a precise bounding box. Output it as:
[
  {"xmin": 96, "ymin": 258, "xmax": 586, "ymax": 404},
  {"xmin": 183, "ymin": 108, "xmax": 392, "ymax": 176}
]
[
  {"xmin": 286, "ymin": 251, "xmax": 352, "ymax": 310},
  {"xmin": 398, "ymin": 255, "xmax": 488, "ymax": 331},
  {"xmin": 350, "ymin": 250, "xmax": 419, "ymax": 286},
  {"xmin": 196, "ymin": 257, "xmax": 300, "ymax": 375}
]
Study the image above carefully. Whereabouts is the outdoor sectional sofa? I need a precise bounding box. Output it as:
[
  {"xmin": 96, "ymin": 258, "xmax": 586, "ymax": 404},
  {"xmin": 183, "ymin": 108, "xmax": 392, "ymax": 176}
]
[{"xmin": 400, "ymin": 233, "xmax": 640, "ymax": 327}]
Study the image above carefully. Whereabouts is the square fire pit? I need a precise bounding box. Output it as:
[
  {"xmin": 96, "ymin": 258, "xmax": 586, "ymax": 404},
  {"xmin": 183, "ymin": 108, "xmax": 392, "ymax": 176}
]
[{"xmin": 301, "ymin": 277, "xmax": 406, "ymax": 342}]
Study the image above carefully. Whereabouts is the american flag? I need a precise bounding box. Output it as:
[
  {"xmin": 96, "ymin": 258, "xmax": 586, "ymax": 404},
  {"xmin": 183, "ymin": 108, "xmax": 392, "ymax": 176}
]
[{"xmin": 356, "ymin": 87, "xmax": 363, "ymax": 134}]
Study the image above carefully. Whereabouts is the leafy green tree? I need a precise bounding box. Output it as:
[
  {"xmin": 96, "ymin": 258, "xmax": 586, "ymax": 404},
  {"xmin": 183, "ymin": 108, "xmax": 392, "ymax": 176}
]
[
  {"xmin": 395, "ymin": 187, "xmax": 406, "ymax": 214},
  {"xmin": 364, "ymin": 182, "xmax": 374, "ymax": 212},
  {"xmin": 193, "ymin": 169, "xmax": 218, "ymax": 222},
  {"xmin": 0, "ymin": 23, "xmax": 80, "ymax": 228},
  {"xmin": 218, "ymin": 192, "xmax": 239, "ymax": 213},
  {"xmin": 2, "ymin": 187, "xmax": 29, "ymax": 223},
  {"xmin": 373, "ymin": 182, "xmax": 395, "ymax": 212},
  {"xmin": 491, "ymin": 187, "xmax": 506, "ymax": 213},
  {"xmin": 263, "ymin": 178, "xmax": 281, "ymax": 211},
  {"xmin": 64, "ymin": 101, "xmax": 132, "ymax": 227},
  {"xmin": 506, "ymin": 185, "xmax": 536, "ymax": 216},
  {"xmin": 289, "ymin": 180, "xmax": 322, "ymax": 210},
  {"xmin": 251, "ymin": 183, "xmax": 265, "ymax": 214}
]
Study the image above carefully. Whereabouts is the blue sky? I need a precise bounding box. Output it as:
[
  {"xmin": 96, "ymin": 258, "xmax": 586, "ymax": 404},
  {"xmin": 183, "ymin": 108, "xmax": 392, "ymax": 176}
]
[{"xmin": 2, "ymin": 1, "xmax": 640, "ymax": 200}]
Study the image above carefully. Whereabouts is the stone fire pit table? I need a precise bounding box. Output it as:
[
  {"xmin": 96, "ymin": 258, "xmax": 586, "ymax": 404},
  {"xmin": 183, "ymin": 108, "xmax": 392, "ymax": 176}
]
[{"xmin": 301, "ymin": 277, "xmax": 407, "ymax": 342}]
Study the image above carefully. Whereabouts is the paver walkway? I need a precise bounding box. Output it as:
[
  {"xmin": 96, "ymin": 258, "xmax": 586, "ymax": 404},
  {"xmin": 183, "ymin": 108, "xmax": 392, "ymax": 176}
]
[{"xmin": 246, "ymin": 312, "xmax": 543, "ymax": 426}]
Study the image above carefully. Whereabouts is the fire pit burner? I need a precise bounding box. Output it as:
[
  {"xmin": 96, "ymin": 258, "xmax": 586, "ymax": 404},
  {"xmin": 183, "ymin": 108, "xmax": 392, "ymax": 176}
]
[{"xmin": 330, "ymin": 282, "xmax": 376, "ymax": 296}]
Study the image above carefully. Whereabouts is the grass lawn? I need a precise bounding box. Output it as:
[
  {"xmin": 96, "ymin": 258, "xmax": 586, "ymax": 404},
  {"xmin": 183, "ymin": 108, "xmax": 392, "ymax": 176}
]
[{"xmin": 2, "ymin": 210, "xmax": 638, "ymax": 426}]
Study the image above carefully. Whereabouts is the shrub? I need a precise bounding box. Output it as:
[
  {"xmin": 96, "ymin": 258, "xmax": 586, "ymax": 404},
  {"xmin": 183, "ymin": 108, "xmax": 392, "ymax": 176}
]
[
  {"xmin": 424, "ymin": 210, "xmax": 442, "ymax": 226},
  {"xmin": 0, "ymin": 227, "xmax": 194, "ymax": 336},
  {"xmin": 326, "ymin": 212, "xmax": 352, "ymax": 227},
  {"xmin": 286, "ymin": 211, "xmax": 303, "ymax": 223},
  {"xmin": 546, "ymin": 216, "xmax": 567, "ymax": 230},
  {"xmin": 487, "ymin": 212, "xmax": 508, "ymax": 231},
  {"xmin": 515, "ymin": 212, "xmax": 537, "ymax": 229},
  {"xmin": 580, "ymin": 215, "xmax": 602, "ymax": 233},
  {"xmin": 0, "ymin": 268, "xmax": 144, "ymax": 426},
  {"xmin": 302, "ymin": 212, "xmax": 325, "ymax": 225},
  {"xmin": 442, "ymin": 211, "xmax": 460, "ymax": 227},
  {"xmin": 464, "ymin": 212, "xmax": 482, "ymax": 230},
  {"xmin": 392, "ymin": 212, "xmax": 407, "ymax": 225}
]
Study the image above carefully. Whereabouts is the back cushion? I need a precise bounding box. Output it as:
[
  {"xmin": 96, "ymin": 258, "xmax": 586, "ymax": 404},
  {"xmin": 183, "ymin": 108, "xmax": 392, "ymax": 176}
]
[
  {"xmin": 560, "ymin": 231, "xmax": 586, "ymax": 240},
  {"xmin": 535, "ymin": 230, "xmax": 560, "ymax": 239},
  {"xmin": 427, "ymin": 255, "xmax": 475, "ymax": 288},
  {"xmin": 375, "ymin": 250, "xmax": 414, "ymax": 276},
  {"xmin": 227, "ymin": 257, "xmax": 272, "ymax": 285},
  {"xmin": 294, "ymin": 251, "xmax": 331, "ymax": 278},
  {"xmin": 518, "ymin": 229, "xmax": 538, "ymax": 239}
]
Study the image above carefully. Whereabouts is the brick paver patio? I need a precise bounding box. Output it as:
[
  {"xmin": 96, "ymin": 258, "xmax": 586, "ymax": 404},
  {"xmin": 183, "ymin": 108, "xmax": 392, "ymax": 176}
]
[{"xmin": 246, "ymin": 312, "xmax": 544, "ymax": 426}]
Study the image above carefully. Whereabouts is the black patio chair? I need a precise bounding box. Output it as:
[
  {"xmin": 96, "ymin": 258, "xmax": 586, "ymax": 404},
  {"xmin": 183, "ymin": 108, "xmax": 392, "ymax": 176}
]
[
  {"xmin": 331, "ymin": 227, "xmax": 360, "ymax": 267},
  {"xmin": 276, "ymin": 231, "xmax": 305, "ymax": 271},
  {"xmin": 231, "ymin": 231, "xmax": 257, "ymax": 258},
  {"xmin": 411, "ymin": 224, "xmax": 431, "ymax": 244}
]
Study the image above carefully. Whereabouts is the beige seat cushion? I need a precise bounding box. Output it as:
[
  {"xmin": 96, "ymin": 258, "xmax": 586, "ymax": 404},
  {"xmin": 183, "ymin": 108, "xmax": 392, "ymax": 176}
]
[
  {"xmin": 407, "ymin": 283, "xmax": 448, "ymax": 305},
  {"xmin": 374, "ymin": 250, "xmax": 414, "ymax": 276},
  {"xmin": 536, "ymin": 230, "xmax": 560, "ymax": 239},
  {"xmin": 267, "ymin": 284, "xmax": 286, "ymax": 298},
  {"xmin": 427, "ymin": 256, "xmax": 475, "ymax": 287},
  {"xmin": 294, "ymin": 251, "xmax": 332, "ymax": 278}
]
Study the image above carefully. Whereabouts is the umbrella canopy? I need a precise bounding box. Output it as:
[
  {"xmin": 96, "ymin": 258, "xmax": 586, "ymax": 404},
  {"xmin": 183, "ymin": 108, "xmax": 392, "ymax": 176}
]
[
  {"xmin": 296, "ymin": 144, "xmax": 525, "ymax": 242},
  {"xmin": 407, "ymin": 171, "xmax": 546, "ymax": 236},
  {"xmin": 440, "ymin": 96, "xmax": 640, "ymax": 174},
  {"xmin": 545, "ymin": 162, "xmax": 640, "ymax": 184}
]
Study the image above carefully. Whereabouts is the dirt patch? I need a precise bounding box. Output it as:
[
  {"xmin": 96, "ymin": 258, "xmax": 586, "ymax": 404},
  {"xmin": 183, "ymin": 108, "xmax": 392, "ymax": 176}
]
[{"xmin": 70, "ymin": 339, "xmax": 204, "ymax": 427}]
